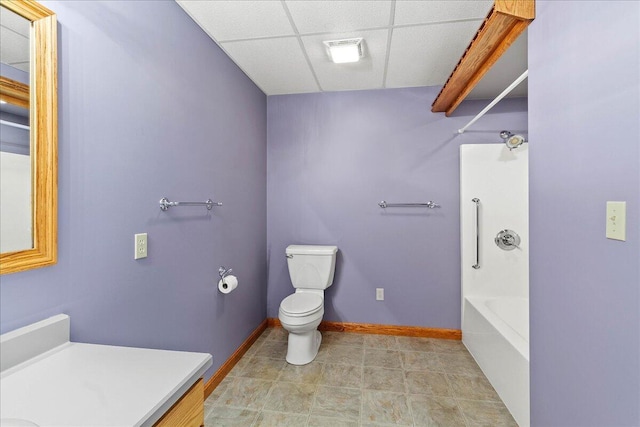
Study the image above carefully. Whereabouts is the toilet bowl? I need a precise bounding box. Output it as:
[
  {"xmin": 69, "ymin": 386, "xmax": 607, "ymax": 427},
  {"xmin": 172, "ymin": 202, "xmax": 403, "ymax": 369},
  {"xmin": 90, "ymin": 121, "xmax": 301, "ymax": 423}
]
[
  {"xmin": 278, "ymin": 293, "xmax": 324, "ymax": 365},
  {"xmin": 278, "ymin": 245, "xmax": 338, "ymax": 365}
]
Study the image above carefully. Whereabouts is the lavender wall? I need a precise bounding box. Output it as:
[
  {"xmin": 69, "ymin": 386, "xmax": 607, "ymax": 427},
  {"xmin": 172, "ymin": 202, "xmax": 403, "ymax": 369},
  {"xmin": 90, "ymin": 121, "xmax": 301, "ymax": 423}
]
[
  {"xmin": 0, "ymin": 1, "xmax": 267, "ymax": 380},
  {"xmin": 267, "ymin": 88, "xmax": 527, "ymax": 328},
  {"xmin": 529, "ymin": 1, "xmax": 640, "ymax": 425}
]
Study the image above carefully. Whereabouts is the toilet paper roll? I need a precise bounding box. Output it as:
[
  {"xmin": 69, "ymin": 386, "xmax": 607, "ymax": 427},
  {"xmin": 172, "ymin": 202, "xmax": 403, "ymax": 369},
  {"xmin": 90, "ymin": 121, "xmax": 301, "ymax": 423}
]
[{"xmin": 218, "ymin": 275, "xmax": 238, "ymax": 294}]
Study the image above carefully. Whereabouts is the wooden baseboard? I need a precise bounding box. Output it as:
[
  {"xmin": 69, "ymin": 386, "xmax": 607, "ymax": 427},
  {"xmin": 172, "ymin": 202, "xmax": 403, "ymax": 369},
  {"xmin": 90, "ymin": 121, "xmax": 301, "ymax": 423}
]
[
  {"xmin": 203, "ymin": 319, "xmax": 268, "ymax": 399},
  {"xmin": 267, "ymin": 318, "xmax": 461, "ymax": 340}
]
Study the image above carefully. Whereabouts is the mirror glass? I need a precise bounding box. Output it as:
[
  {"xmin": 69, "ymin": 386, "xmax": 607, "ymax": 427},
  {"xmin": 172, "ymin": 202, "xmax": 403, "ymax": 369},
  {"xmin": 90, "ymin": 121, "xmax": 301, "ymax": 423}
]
[{"xmin": 0, "ymin": 6, "xmax": 32, "ymax": 253}]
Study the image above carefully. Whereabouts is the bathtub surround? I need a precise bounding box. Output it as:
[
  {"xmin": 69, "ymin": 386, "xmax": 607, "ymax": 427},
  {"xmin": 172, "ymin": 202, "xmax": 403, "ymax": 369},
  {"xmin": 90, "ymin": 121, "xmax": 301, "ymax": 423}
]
[
  {"xmin": 267, "ymin": 89, "xmax": 527, "ymax": 329},
  {"xmin": 0, "ymin": 0, "xmax": 267, "ymax": 382},
  {"xmin": 460, "ymin": 143, "xmax": 529, "ymax": 426},
  {"xmin": 529, "ymin": 1, "xmax": 640, "ymax": 425}
]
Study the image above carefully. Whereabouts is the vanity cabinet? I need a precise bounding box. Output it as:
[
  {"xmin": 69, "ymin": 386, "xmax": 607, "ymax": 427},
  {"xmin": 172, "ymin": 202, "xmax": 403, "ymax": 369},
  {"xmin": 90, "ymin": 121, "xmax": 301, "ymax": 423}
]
[{"xmin": 154, "ymin": 379, "xmax": 204, "ymax": 427}]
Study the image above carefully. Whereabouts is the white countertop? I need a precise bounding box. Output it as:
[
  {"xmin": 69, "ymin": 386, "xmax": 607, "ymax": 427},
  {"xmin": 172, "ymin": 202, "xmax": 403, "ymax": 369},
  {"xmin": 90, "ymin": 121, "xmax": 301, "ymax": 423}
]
[{"xmin": 0, "ymin": 316, "xmax": 212, "ymax": 427}]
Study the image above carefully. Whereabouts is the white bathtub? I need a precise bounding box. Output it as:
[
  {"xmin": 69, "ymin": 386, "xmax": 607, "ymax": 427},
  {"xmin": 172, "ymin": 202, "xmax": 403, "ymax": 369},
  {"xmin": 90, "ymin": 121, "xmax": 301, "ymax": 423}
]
[{"xmin": 463, "ymin": 296, "xmax": 530, "ymax": 427}]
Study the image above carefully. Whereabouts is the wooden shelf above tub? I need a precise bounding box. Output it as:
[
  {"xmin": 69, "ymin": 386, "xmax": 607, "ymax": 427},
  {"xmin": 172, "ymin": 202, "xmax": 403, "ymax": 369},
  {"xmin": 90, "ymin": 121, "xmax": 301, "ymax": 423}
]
[{"xmin": 431, "ymin": 0, "xmax": 535, "ymax": 116}]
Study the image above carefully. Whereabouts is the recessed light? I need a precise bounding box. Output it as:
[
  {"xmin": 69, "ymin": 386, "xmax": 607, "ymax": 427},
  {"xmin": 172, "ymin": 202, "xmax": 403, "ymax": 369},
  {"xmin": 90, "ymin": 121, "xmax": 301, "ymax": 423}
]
[{"xmin": 323, "ymin": 38, "xmax": 363, "ymax": 64}]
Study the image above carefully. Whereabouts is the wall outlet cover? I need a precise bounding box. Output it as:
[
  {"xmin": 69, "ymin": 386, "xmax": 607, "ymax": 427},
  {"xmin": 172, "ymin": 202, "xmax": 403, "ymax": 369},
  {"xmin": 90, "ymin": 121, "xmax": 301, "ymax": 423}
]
[{"xmin": 606, "ymin": 201, "xmax": 626, "ymax": 241}]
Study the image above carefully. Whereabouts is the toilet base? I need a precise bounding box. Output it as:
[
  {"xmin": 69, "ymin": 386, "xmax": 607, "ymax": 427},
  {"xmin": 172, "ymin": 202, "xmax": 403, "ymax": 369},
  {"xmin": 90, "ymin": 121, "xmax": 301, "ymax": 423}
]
[{"xmin": 285, "ymin": 330, "xmax": 322, "ymax": 365}]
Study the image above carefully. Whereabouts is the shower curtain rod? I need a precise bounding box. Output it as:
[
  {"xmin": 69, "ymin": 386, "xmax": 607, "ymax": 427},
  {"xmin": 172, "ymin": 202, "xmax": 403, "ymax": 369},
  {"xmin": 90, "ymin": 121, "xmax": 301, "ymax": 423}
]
[
  {"xmin": 0, "ymin": 119, "xmax": 30, "ymax": 131},
  {"xmin": 457, "ymin": 70, "xmax": 528, "ymax": 135}
]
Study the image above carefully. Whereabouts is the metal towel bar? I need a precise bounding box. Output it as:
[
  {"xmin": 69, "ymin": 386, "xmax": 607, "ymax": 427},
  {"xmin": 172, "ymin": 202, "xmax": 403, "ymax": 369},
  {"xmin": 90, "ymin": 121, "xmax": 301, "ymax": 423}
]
[
  {"xmin": 378, "ymin": 201, "xmax": 440, "ymax": 209},
  {"xmin": 472, "ymin": 198, "xmax": 480, "ymax": 269},
  {"xmin": 159, "ymin": 197, "xmax": 222, "ymax": 211}
]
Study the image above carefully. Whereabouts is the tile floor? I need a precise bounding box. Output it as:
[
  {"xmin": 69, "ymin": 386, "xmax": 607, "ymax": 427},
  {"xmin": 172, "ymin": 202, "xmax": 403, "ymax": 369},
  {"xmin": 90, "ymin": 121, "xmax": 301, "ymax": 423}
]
[{"xmin": 204, "ymin": 328, "xmax": 517, "ymax": 426}]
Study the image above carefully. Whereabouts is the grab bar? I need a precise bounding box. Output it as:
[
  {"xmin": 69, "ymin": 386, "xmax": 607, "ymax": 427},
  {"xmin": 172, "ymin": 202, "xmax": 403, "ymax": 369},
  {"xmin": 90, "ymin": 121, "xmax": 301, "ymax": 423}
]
[
  {"xmin": 378, "ymin": 201, "xmax": 440, "ymax": 209},
  {"xmin": 472, "ymin": 198, "xmax": 480, "ymax": 269},
  {"xmin": 159, "ymin": 197, "xmax": 222, "ymax": 211}
]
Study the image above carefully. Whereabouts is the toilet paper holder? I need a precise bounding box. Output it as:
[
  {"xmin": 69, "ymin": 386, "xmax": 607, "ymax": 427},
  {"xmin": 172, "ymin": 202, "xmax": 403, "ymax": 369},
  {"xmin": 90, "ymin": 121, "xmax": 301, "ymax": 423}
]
[{"xmin": 218, "ymin": 266, "xmax": 233, "ymax": 280}]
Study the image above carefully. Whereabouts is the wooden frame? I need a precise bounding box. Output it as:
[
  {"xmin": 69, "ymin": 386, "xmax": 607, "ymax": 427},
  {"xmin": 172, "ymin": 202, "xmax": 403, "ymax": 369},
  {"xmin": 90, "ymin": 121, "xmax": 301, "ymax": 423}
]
[
  {"xmin": 431, "ymin": 0, "xmax": 534, "ymax": 116},
  {"xmin": 0, "ymin": 76, "xmax": 29, "ymax": 108},
  {"xmin": 0, "ymin": 0, "xmax": 57, "ymax": 274}
]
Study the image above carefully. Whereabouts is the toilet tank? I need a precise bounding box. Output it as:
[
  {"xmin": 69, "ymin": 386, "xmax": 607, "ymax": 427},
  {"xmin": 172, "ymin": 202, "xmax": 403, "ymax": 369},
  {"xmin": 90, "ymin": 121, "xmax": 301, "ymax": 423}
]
[{"xmin": 286, "ymin": 245, "xmax": 338, "ymax": 290}]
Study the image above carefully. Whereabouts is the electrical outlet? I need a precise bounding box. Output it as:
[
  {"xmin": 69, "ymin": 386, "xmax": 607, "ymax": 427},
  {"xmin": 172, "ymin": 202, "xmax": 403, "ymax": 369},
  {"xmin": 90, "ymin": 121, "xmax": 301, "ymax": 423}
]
[
  {"xmin": 376, "ymin": 288, "xmax": 384, "ymax": 301},
  {"xmin": 134, "ymin": 233, "xmax": 147, "ymax": 259}
]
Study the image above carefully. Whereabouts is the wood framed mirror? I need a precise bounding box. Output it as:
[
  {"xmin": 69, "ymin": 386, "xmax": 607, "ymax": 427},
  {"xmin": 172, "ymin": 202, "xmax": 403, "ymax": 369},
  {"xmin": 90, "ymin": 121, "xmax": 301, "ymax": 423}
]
[{"xmin": 0, "ymin": 0, "xmax": 57, "ymax": 275}]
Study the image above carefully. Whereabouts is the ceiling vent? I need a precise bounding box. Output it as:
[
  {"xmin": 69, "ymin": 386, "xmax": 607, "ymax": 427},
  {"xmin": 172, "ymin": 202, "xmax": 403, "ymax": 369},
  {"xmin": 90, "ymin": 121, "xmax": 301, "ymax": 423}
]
[{"xmin": 323, "ymin": 38, "xmax": 363, "ymax": 64}]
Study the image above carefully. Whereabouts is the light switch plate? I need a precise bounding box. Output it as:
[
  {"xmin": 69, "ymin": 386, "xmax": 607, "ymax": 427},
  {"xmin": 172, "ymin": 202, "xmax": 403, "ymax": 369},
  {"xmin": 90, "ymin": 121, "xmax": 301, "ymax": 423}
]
[
  {"xmin": 606, "ymin": 202, "xmax": 626, "ymax": 241},
  {"xmin": 376, "ymin": 288, "xmax": 384, "ymax": 301},
  {"xmin": 135, "ymin": 233, "xmax": 148, "ymax": 259}
]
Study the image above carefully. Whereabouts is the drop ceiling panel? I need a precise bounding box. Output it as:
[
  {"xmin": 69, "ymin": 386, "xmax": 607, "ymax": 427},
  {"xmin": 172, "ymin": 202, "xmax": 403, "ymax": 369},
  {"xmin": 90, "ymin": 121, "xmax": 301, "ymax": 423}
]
[
  {"xmin": 0, "ymin": 6, "xmax": 30, "ymax": 37},
  {"xmin": 394, "ymin": 0, "xmax": 493, "ymax": 26},
  {"xmin": 177, "ymin": 0, "xmax": 294, "ymax": 42},
  {"xmin": 302, "ymin": 29, "xmax": 388, "ymax": 92},
  {"xmin": 285, "ymin": 0, "xmax": 392, "ymax": 35},
  {"xmin": 221, "ymin": 37, "xmax": 319, "ymax": 95},
  {"xmin": 0, "ymin": 26, "xmax": 29, "ymax": 67},
  {"xmin": 175, "ymin": 0, "xmax": 528, "ymax": 98},
  {"xmin": 385, "ymin": 20, "xmax": 482, "ymax": 88}
]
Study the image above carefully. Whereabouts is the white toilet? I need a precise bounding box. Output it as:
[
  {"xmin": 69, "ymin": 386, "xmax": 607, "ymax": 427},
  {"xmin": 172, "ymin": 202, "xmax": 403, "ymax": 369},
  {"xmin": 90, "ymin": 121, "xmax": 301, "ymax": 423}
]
[{"xmin": 278, "ymin": 244, "xmax": 338, "ymax": 365}]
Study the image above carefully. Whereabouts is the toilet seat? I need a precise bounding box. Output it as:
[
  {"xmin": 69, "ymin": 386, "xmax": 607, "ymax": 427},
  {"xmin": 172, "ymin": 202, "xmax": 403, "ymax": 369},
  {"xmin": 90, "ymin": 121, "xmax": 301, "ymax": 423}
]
[{"xmin": 279, "ymin": 293, "xmax": 323, "ymax": 317}]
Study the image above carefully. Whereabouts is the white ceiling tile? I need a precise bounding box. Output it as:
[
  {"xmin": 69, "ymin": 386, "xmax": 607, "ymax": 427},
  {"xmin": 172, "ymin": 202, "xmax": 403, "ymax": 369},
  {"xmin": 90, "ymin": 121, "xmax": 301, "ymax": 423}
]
[
  {"xmin": 467, "ymin": 30, "xmax": 528, "ymax": 99},
  {"xmin": 302, "ymin": 29, "xmax": 388, "ymax": 92},
  {"xmin": 177, "ymin": 0, "xmax": 294, "ymax": 41},
  {"xmin": 394, "ymin": 0, "xmax": 493, "ymax": 26},
  {"xmin": 221, "ymin": 37, "xmax": 319, "ymax": 95},
  {"xmin": 386, "ymin": 21, "xmax": 481, "ymax": 88},
  {"xmin": 0, "ymin": 27, "xmax": 29, "ymax": 65},
  {"xmin": 285, "ymin": 0, "xmax": 392, "ymax": 34},
  {"xmin": 0, "ymin": 6, "xmax": 30, "ymax": 37}
]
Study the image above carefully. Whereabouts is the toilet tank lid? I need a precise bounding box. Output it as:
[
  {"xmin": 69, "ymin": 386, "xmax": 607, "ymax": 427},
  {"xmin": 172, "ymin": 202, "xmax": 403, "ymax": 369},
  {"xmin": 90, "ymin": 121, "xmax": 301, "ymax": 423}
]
[{"xmin": 286, "ymin": 245, "xmax": 338, "ymax": 255}]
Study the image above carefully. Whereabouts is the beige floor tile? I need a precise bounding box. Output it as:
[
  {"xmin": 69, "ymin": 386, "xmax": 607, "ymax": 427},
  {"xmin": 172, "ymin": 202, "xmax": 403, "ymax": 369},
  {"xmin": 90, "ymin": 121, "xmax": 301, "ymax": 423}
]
[
  {"xmin": 254, "ymin": 340, "xmax": 288, "ymax": 359},
  {"xmin": 361, "ymin": 390, "xmax": 413, "ymax": 425},
  {"xmin": 262, "ymin": 381, "xmax": 317, "ymax": 414},
  {"xmin": 327, "ymin": 344, "xmax": 364, "ymax": 366},
  {"xmin": 205, "ymin": 376, "xmax": 233, "ymax": 406},
  {"xmin": 312, "ymin": 385, "xmax": 361, "ymax": 420},
  {"xmin": 227, "ymin": 355, "xmax": 253, "ymax": 377},
  {"xmin": 318, "ymin": 363, "xmax": 363, "ymax": 388},
  {"xmin": 363, "ymin": 367, "xmax": 406, "ymax": 392},
  {"xmin": 314, "ymin": 342, "xmax": 332, "ymax": 362},
  {"xmin": 363, "ymin": 334, "xmax": 398, "ymax": 349},
  {"xmin": 263, "ymin": 327, "xmax": 289, "ymax": 342},
  {"xmin": 408, "ymin": 395, "xmax": 466, "ymax": 427},
  {"xmin": 457, "ymin": 399, "xmax": 518, "ymax": 426},
  {"xmin": 364, "ymin": 348, "xmax": 403, "ymax": 369},
  {"xmin": 396, "ymin": 336, "xmax": 435, "ymax": 352},
  {"xmin": 308, "ymin": 415, "xmax": 360, "ymax": 427},
  {"xmin": 279, "ymin": 360, "xmax": 325, "ymax": 384},
  {"xmin": 237, "ymin": 356, "xmax": 286, "ymax": 380},
  {"xmin": 253, "ymin": 410, "xmax": 308, "ymax": 426},
  {"xmin": 447, "ymin": 374, "xmax": 501, "ymax": 401},
  {"xmin": 400, "ymin": 351, "xmax": 443, "ymax": 372},
  {"xmin": 204, "ymin": 406, "xmax": 258, "ymax": 427},
  {"xmin": 429, "ymin": 339, "xmax": 467, "ymax": 354},
  {"xmin": 404, "ymin": 370, "xmax": 452, "ymax": 396},
  {"xmin": 321, "ymin": 331, "xmax": 365, "ymax": 346},
  {"xmin": 439, "ymin": 352, "xmax": 484, "ymax": 376},
  {"xmin": 216, "ymin": 377, "xmax": 273, "ymax": 410}
]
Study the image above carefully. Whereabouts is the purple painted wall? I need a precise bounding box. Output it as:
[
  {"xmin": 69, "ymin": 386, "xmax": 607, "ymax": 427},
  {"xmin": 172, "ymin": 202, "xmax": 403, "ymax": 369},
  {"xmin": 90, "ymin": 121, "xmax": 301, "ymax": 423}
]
[
  {"xmin": 529, "ymin": 1, "xmax": 640, "ymax": 425},
  {"xmin": 0, "ymin": 1, "xmax": 267, "ymax": 380},
  {"xmin": 267, "ymin": 88, "xmax": 527, "ymax": 328}
]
